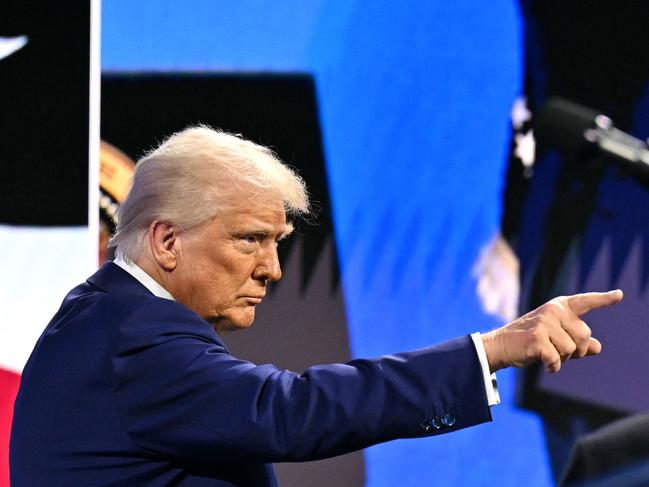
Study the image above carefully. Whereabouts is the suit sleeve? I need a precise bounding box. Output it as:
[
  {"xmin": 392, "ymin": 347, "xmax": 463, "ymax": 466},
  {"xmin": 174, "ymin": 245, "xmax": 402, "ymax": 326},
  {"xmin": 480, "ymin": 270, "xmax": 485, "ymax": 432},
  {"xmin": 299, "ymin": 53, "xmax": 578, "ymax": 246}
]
[{"xmin": 111, "ymin": 299, "xmax": 492, "ymax": 464}]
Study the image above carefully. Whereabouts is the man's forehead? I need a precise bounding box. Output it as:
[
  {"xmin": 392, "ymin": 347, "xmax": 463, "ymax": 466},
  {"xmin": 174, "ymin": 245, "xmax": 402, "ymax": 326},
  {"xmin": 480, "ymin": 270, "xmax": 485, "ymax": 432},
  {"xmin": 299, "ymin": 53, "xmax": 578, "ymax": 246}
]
[{"xmin": 223, "ymin": 203, "xmax": 291, "ymax": 234}]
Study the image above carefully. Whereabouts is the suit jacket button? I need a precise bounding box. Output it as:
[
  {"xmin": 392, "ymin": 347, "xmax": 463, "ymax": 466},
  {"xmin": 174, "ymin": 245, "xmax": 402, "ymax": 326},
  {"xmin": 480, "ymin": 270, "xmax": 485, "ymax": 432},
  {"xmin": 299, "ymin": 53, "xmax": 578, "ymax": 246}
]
[
  {"xmin": 420, "ymin": 420, "xmax": 433, "ymax": 432},
  {"xmin": 431, "ymin": 417, "xmax": 443, "ymax": 430},
  {"xmin": 442, "ymin": 414, "xmax": 456, "ymax": 427}
]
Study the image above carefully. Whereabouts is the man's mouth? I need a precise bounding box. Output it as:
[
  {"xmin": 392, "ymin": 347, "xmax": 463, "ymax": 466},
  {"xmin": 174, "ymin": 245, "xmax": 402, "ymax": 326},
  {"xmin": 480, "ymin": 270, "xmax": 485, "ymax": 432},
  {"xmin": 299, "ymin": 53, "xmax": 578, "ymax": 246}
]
[{"xmin": 242, "ymin": 296, "xmax": 263, "ymax": 304}]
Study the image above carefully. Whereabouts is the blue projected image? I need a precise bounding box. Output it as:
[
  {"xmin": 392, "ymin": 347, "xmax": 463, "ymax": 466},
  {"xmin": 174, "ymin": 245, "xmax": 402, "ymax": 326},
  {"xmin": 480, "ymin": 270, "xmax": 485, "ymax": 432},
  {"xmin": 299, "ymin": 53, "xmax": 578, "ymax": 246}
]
[{"xmin": 103, "ymin": 1, "xmax": 552, "ymax": 485}]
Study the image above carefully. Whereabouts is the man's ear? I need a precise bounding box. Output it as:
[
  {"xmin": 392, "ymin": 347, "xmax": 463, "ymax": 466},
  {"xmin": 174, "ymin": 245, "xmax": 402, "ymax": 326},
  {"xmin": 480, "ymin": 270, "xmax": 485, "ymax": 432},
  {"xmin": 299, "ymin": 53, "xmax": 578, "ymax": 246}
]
[{"xmin": 147, "ymin": 220, "xmax": 180, "ymax": 271}]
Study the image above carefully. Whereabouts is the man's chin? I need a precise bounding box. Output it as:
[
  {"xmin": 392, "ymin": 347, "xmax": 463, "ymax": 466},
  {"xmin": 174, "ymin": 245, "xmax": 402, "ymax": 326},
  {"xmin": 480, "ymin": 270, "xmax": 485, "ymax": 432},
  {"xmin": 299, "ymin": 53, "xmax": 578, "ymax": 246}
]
[{"xmin": 208, "ymin": 312, "xmax": 255, "ymax": 334}]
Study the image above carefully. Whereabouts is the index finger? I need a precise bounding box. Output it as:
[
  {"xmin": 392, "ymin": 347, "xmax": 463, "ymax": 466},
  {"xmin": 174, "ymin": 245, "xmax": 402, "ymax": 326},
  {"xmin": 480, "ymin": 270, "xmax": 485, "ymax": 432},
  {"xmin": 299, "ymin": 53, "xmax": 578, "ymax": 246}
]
[{"xmin": 566, "ymin": 290, "xmax": 623, "ymax": 316}]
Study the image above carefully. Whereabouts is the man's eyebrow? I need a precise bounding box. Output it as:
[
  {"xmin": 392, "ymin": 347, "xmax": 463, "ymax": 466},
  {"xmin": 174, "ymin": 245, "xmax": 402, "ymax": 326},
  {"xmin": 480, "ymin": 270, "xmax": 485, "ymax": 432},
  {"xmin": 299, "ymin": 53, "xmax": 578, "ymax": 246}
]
[{"xmin": 233, "ymin": 225, "xmax": 293, "ymax": 239}]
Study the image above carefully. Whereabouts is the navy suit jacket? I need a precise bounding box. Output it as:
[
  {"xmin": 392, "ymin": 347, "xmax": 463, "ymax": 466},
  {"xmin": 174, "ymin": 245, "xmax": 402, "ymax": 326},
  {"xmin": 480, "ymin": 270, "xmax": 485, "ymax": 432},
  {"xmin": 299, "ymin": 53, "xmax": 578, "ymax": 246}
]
[{"xmin": 11, "ymin": 263, "xmax": 491, "ymax": 486}]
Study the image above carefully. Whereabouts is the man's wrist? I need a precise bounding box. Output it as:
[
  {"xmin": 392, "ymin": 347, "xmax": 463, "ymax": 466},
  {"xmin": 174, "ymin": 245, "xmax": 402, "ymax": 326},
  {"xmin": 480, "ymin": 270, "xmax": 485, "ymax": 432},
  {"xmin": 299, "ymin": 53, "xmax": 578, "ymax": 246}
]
[{"xmin": 480, "ymin": 329, "xmax": 506, "ymax": 374}]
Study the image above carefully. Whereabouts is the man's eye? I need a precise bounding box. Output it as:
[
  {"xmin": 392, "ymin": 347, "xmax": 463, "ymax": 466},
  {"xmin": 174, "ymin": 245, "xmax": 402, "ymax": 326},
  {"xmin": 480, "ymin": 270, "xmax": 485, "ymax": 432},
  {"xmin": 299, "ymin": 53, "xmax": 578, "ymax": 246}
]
[{"xmin": 242, "ymin": 235, "xmax": 258, "ymax": 244}]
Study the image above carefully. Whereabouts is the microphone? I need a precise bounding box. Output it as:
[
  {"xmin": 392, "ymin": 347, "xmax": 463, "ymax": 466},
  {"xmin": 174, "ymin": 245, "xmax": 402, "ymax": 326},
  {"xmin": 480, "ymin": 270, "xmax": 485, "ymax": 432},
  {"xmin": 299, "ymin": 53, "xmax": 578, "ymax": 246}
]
[{"xmin": 535, "ymin": 97, "xmax": 649, "ymax": 174}]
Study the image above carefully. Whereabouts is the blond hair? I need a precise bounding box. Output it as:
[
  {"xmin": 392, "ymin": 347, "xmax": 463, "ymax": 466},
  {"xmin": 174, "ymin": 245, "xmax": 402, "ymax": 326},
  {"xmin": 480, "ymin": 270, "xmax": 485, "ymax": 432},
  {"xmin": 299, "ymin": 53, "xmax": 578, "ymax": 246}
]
[{"xmin": 109, "ymin": 125, "xmax": 309, "ymax": 261}]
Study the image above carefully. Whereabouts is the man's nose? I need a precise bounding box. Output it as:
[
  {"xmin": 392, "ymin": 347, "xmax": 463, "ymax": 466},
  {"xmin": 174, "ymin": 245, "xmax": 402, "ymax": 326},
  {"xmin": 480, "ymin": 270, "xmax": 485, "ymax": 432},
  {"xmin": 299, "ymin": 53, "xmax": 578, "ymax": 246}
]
[{"xmin": 255, "ymin": 245, "xmax": 282, "ymax": 283}]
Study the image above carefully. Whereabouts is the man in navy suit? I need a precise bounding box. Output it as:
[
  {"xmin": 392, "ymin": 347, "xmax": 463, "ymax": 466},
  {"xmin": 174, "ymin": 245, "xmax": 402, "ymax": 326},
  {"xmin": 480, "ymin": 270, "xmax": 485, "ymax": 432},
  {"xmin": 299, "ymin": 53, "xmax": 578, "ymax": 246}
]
[{"xmin": 10, "ymin": 126, "xmax": 623, "ymax": 486}]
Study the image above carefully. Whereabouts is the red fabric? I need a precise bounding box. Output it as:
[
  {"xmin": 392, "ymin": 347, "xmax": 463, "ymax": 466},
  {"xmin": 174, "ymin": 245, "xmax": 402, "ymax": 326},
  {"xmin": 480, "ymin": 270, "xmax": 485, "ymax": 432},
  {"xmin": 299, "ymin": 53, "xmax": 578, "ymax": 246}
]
[{"xmin": 0, "ymin": 368, "xmax": 20, "ymax": 487}]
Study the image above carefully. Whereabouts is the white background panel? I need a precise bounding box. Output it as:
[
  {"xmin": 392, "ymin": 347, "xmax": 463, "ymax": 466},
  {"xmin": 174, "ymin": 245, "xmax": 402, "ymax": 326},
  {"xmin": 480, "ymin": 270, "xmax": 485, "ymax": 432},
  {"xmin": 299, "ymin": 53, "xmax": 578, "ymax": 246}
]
[{"xmin": 0, "ymin": 226, "xmax": 94, "ymax": 373}]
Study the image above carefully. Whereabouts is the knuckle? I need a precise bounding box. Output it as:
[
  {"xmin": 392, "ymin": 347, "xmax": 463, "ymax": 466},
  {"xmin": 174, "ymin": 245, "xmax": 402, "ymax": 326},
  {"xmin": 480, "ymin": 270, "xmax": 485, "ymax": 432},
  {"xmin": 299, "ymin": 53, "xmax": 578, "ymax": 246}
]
[
  {"xmin": 554, "ymin": 295, "xmax": 568, "ymax": 304},
  {"xmin": 573, "ymin": 324, "xmax": 591, "ymax": 342},
  {"xmin": 541, "ymin": 300, "xmax": 566, "ymax": 318},
  {"xmin": 537, "ymin": 315, "xmax": 556, "ymax": 331},
  {"xmin": 562, "ymin": 342, "xmax": 577, "ymax": 358},
  {"xmin": 528, "ymin": 327, "xmax": 545, "ymax": 343},
  {"xmin": 539, "ymin": 302, "xmax": 554, "ymax": 314},
  {"xmin": 540, "ymin": 346, "xmax": 558, "ymax": 363}
]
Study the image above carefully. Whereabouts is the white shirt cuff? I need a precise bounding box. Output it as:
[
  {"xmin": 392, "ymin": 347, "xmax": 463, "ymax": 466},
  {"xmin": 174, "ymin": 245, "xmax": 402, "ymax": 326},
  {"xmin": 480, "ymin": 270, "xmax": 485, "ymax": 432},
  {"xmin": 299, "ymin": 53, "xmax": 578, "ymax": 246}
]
[{"xmin": 470, "ymin": 332, "xmax": 500, "ymax": 406}]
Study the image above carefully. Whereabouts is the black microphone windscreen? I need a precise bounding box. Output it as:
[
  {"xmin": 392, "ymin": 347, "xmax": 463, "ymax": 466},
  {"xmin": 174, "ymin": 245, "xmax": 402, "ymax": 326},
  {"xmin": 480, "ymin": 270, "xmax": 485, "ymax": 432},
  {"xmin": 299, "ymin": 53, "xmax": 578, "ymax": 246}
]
[{"xmin": 534, "ymin": 97, "xmax": 600, "ymax": 155}]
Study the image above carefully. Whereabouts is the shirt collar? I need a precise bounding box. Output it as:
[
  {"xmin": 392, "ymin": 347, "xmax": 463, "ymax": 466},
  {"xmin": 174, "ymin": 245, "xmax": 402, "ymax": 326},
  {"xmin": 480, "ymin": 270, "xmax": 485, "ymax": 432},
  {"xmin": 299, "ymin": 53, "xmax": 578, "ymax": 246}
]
[{"xmin": 113, "ymin": 255, "xmax": 175, "ymax": 301}]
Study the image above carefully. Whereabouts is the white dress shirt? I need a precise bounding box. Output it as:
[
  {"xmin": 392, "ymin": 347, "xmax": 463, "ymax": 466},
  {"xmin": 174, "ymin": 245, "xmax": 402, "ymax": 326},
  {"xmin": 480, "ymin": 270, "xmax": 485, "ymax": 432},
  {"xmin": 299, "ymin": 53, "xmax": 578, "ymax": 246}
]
[{"xmin": 114, "ymin": 256, "xmax": 175, "ymax": 301}]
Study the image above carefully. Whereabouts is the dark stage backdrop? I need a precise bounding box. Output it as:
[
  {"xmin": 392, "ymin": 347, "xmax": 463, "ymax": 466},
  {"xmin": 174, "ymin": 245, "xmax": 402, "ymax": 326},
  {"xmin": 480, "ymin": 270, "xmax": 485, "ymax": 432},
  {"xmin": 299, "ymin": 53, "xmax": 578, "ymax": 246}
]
[{"xmin": 101, "ymin": 73, "xmax": 364, "ymax": 487}]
